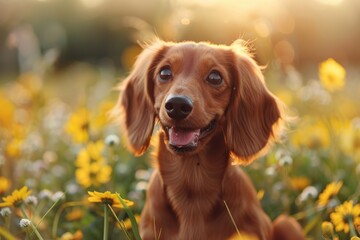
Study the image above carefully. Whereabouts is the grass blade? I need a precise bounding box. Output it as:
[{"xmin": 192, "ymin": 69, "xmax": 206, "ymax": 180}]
[
  {"xmin": 116, "ymin": 193, "xmax": 141, "ymax": 240},
  {"xmin": 107, "ymin": 204, "xmax": 132, "ymax": 240}
]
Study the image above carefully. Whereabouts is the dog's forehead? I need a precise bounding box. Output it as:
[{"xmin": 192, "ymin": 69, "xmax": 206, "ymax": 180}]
[{"xmin": 163, "ymin": 42, "xmax": 230, "ymax": 65}]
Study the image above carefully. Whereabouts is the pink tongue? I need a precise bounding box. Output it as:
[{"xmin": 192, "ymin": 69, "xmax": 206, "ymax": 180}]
[{"xmin": 168, "ymin": 127, "xmax": 200, "ymax": 147}]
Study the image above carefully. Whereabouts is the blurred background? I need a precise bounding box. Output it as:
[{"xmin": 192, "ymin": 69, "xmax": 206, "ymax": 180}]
[
  {"xmin": 1, "ymin": 0, "xmax": 360, "ymax": 75},
  {"xmin": 1, "ymin": 0, "xmax": 360, "ymax": 239}
]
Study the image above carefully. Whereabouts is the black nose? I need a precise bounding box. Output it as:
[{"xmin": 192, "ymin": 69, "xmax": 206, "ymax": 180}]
[{"xmin": 165, "ymin": 95, "xmax": 193, "ymax": 120}]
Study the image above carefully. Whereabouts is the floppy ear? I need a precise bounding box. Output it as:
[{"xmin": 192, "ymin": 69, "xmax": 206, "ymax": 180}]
[
  {"xmin": 226, "ymin": 44, "xmax": 283, "ymax": 164},
  {"xmin": 114, "ymin": 41, "xmax": 167, "ymax": 156}
]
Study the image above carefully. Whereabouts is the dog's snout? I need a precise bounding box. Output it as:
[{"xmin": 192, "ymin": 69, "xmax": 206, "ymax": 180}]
[{"xmin": 165, "ymin": 95, "xmax": 193, "ymax": 120}]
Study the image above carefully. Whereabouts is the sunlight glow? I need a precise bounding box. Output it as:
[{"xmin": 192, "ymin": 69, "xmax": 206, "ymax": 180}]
[
  {"xmin": 253, "ymin": 19, "xmax": 271, "ymax": 38},
  {"xmin": 315, "ymin": 0, "xmax": 344, "ymax": 6},
  {"xmin": 80, "ymin": 0, "xmax": 104, "ymax": 8},
  {"xmin": 180, "ymin": 18, "xmax": 191, "ymax": 25},
  {"xmin": 274, "ymin": 40, "xmax": 295, "ymax": 64}
]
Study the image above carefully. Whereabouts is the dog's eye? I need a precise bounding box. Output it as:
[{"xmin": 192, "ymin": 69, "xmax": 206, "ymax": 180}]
[
  {"xmin": 206, "ymin": 70, "xmax": 223, "ymax": 86},
  {"xmin": 158, "ymin": 66, "xmax": 173, "ymax": 82}
]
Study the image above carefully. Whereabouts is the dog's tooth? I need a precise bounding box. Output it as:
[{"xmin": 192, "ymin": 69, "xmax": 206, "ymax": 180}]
[{"xmin": 192, "ymin": 134, "xmax": 199, "ymax": 145}]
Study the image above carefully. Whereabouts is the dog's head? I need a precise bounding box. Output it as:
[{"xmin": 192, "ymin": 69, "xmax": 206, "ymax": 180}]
[{"xmin": 115, "ymin": 39, "xmax": 284, "ymax": 164}]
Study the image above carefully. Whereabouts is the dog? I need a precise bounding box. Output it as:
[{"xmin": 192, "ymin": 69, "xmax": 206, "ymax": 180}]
[{"xmin": 115, "ymin": 39, "xmax": 305, "ymax": 240}]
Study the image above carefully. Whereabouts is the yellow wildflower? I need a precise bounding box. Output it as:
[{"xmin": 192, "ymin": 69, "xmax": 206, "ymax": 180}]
[
  {"xmin": 321, "ymin": 221, "xmax": 334, "ymax": 239},
  {"xmin": 121, "ymin": 214, "xmax": 141, "ymax": 230},
  {"xmin": 257, "ymin": 190, "xmax": 265, "ymax": 201},
  {"xmin": 229, "ymin": 232, "xmax": 259, "ymax": 240},
  {"xmin": 5, "ymin": 138, "xmax": 23, "ymax": 158},
  {"xmin": 59, "ymin": 230, "xmax": 83, "ymax": 240},
  {"xmin": 75, "ymin": 141, "xmax": 112, "ymax": 188},
  {"xmin": 0, "ymin": 92, "xmax": 15, "ymax": 129},
  {"xmin": 290, "ymin": 177, "xmax": 311, "ymax": 191},
  {"xmin": 65, "ymin": 108, "xmax": 91, "ymax": 143},
  {"xmin": 318, "ymin": 181, "xmax": 343, "ymax": 207},
  {"xmin": 65, "ymin": 209, "xmax": 84, "ymax": 221},
  {"xmin": 88, "ymin": 191, "xmax": 134, "ymax": 209},
  {"xmin": 351, "ymin": 237, "xmax": 360, "ymax": 240},
  {"xmin": 75, "ymin": 141, "xmax": 105, "ymax": 167},
  {"xmin": 0, "ymin": 186, "xmax": 31, "ymax": 208},
  {"xmin": 319, "ymin": 58, "xmax": 346, "ymax": 92},
  {"xmin": 330, "ymin": 200, "xmax": 360, "ymax": 234},
  {"xmin": 65, "ymin": 102, "xmax": 113, "ymax": 144},
  {"xmin": 0, "ymin": 177, "xmax": 11, "ymax": 195},
  {"xmin": 92, "ymin": 101, "xmax": 114, "ymax": 134},
  {"xmin": 341, "ymin": 120, "xmax": 360, "ymax": 162},
  {"xmin": 76, "ymin": 164, "xmax": 112, "ymax": 188},
  {"xmin": 291, "ymin": 117, "xmax": 330, "ymax": 149}
]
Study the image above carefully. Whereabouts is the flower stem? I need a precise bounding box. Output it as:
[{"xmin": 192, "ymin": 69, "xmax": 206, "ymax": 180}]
[
  {"xmin": 349, "ymin": 218, "xmax": 358, "ymax": 237},
  {"xmin": 52, "ymin": 201, "xmax": 84, "ymax": 239},
  {"xmin": 0, "ymin": 226, "xmax": 16, "ymax": 240},
  {"xmin": 20, "ymin": 205, "xmax": 44, "ymax": 240},
  {"xmin": 103, "ymin": 204, "xmax": 109, "ymax": 240},
  {"xmin": 107, "ymin": 204, "xmax": 131, "ymax": 240}
]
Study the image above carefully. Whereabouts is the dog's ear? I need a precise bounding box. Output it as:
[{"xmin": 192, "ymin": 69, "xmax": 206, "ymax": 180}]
[
  {"xmin": 225, "ymin": 42, "xmax": 283, "ymax": 164},
  {"xmin": 114, "ymin": 40, "xmax": 167, "ymax": 156}
]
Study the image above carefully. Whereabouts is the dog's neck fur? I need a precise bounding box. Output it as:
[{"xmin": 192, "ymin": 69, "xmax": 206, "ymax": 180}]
[{"xmin": 156, "ymin": 129, "xmax": 230, "ymax": 235}]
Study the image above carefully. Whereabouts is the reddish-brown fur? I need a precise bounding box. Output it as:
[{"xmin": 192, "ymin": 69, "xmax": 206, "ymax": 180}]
[{"xmin": 115, "ymin": 40, "xmax": 305, "ymax": 240}]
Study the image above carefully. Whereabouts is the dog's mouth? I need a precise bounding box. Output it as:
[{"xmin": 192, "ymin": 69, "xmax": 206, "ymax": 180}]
[{"xmin": 163, "ymin": 119, "xmax": 217, "ymax": 153}]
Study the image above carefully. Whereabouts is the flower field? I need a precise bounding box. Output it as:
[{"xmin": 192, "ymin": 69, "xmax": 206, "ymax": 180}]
[
  {"xmin": 1, "ymin": 1, "xmax": 360, "ymax": 240},
  {"xmin": 1, "ymin": 55, "xmax": 360, "ymax": 240}
]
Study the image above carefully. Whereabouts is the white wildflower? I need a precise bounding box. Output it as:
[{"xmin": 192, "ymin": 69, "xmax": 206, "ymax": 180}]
[
  {"xmin": 279, "ymin": 155, "xmax": 293, "ymax": 166},
  {"xmin": 52, "ymin": 191, "xmax": 65, "ymax": 202},
  {"xmin": 19, "ymin": 218, "xmax": 31, "ymax": 228},
  {"xmin": 297, "ymin": 186, "xmax": 318, "ymax": 203},
  {"xmin": 39, "ymin": 189, "xmax": 53, "ymax": 200},
  {"xmin": 25, "ymin": 195, "xmax": 38, "ymax": 206},
  {"xmin": 0, "ymin": 207, "xmax": 11, "ymax": 217},
  {"xmin": 105, "ymin": 134, "xmax": 120, "ymax": 146}
]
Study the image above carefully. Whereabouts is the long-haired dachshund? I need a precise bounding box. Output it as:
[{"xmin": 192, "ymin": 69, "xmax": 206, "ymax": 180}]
[{"xmin": 115, "ymin": 39, "xmax": 305, "ymax": 240}]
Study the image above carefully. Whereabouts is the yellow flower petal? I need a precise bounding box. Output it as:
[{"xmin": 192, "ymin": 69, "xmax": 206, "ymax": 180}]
[
  {"xmin": 87, "ymin": 191, "xmax": 134, "ymax": 209},
  {"xmin": 317, "ymin": 181, "xmax": 343, "ymax": 207},
  {"xmin": 321, "ymin": 221, "xmax": 334, "ymax": 238},
  {"xmin": 330, "ymin": 200, "xmax": 360, "ymax": 234},
  {"xmin": 0, "ymin": 186, "xmax": 31, "ymax": 207},
  {"xmin": 65, "ymin": 108, "xmax": 91, "ymax": 143},
  {"xmin": 319, "ymin": 58, "xmax": 346, "ymax": 92}
]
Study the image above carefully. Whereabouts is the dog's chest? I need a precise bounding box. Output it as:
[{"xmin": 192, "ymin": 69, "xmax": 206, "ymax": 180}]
[{"xmin": 162, "ymin": 159, "xmax": 225, "ymax": 218}]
